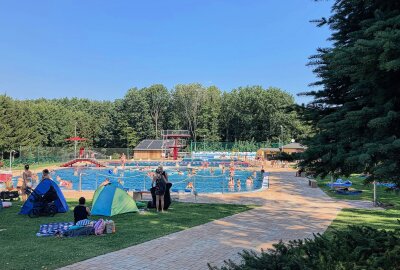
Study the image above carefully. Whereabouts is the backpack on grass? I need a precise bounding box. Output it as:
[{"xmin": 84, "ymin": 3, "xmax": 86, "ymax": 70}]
[{"xmin": 94, "ymin": 219, "xmax": 105, "ymax": 235}]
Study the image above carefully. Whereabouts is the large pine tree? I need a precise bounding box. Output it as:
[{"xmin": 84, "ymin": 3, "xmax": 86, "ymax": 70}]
[{"xmin": 300, "ymin": 0, "xmax": 400, "ymax": 183}]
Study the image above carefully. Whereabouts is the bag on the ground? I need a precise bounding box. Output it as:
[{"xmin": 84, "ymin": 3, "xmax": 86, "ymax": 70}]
[
  {"xmin": 147, "ymin": 200, "xmax": 155, "ymax": 208},
  {"xmin": 94, "ymin": 219, "xmax": 105, "ymax": 235},
  {"xmin": 105, "ymin": 220, "xmax": 115, "ymax": 234}
]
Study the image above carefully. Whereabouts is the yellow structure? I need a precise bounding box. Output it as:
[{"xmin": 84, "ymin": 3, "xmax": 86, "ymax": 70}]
[
  {"xmin": 133, "ymin": 139, "xmax": 174, "ymax": 160},
  {"xmin": 257, "ymin": 142, "xmax": 306, "ymax": 159}
]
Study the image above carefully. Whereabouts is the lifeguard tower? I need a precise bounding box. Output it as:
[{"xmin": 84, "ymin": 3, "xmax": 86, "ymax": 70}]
[{"xmin": 161, "ymin": 130, "xmax": 191, "ymax": 160}]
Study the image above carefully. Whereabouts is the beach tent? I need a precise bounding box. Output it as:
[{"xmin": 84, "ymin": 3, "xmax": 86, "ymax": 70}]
[
  {"xmin": 19, "ymin": 179, "xmax": 69, "ymax": 214},
  {"xmin": 91, "ymin": 182, "xmax": 138, "ymax": 216}
]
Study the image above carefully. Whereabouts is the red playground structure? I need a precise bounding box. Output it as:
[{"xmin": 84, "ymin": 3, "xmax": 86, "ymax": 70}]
[{"xmin": 161, "ymin": 130, "xmax": 191, "ymax": 160}]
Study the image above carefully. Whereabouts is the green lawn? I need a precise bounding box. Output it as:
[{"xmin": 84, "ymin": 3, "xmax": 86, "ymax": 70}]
[
  {"xmin": 8, "ymin": 161, "xmax": 62, "ymax": 171},
  {"xmin": 327, "ymin": 208, "xmax": 400, "ymax": 234},
  {"xmin": 317, "ymin": 174, "xmax": 400, "ymax": 207},
  {"xmin": 0, "ymin": 200, "xmax": 253, "ymax": 270},
  {"xmin": 318, "ymin": 175, "xmax": 400, "ymax": 235}
]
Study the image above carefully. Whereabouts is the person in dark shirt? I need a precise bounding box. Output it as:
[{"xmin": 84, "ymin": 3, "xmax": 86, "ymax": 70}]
[
  {"xmin": 152, "ymin": 167, "xmax": 167, "ymax": 212},
  {"xmin": 73, "ymin": 197, "xmax": 91, "ymax": 224}
]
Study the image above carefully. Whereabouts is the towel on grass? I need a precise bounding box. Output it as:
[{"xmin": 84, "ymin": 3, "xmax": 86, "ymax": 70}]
[
  {"xmin": 376, "ymin": 182, "xmax": 396, "ymax": 188},
  {"xmin": 36, "ymin": 222, "xmax": 74, "ymax": 237}
]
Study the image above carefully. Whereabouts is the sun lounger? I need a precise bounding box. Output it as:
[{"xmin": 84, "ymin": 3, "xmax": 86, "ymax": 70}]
[{"xmin": 326, "ymin": 179, "xmax": 352, "ymax": 188}]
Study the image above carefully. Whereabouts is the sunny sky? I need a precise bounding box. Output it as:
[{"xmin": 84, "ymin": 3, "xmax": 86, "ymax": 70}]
[{"xmin": 0, "ymin": 0, "xmax": 333, "ymax": 104}]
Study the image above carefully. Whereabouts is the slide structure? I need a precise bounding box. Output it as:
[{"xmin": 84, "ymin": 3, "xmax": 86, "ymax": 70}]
[{"xmin": 60, "ymin": 158, "xmax": 106, "ymax": 168}]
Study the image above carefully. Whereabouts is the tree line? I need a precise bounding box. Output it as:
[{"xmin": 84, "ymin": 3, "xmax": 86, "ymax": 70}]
[{"xmin": 0, "ymin": 85, "xmax": 310, "ymax": 152}]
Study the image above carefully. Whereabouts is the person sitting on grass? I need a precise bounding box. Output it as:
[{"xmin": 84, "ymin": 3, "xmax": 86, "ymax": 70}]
[{"xmin": 74, "ymin": 197, "xmax": 91, "ymax": 224}]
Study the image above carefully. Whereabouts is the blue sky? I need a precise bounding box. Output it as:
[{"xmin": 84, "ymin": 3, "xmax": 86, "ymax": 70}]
[{"xmin": 0, "ymin": 1, "xmax": 332, "ymax": 104}]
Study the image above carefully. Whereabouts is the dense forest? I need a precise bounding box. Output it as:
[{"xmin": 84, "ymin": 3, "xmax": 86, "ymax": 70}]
[{"xmin": 0, "ymin": 84, "xmax": 310, "ymax": 151}]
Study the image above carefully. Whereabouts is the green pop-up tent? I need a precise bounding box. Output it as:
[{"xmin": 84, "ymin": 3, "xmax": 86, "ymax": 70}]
[{"xmin": 91, "ymin": 181, "xmax": 138, "ymax": 216}]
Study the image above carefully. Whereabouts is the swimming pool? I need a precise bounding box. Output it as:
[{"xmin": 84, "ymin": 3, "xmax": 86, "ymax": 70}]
[{"xmin": 30, "ymin": 167, "xmax": 262, "ymax": 193}]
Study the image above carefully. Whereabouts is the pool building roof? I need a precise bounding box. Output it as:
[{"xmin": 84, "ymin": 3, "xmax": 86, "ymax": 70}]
[{"xmin": 134, "ymin": 139, "xmax": 174, "ymax": 151}]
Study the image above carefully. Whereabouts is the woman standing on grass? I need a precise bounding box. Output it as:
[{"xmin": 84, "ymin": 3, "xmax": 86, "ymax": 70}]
[
  {"xmin": 153, "ymin": 167, "xmax": 167, "ymax": 212},
  {"xmin": 21, "ymin": 164, "xmax": 33, "ymax": 201}
]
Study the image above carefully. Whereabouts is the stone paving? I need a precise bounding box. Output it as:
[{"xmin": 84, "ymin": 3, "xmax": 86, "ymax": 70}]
[{"xmin": 60, "ymin": 168, "xmax": 374, "ymax": 270}]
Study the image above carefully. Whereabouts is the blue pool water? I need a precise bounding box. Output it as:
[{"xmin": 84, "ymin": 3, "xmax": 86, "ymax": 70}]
[
  {"xmin": 31, "ymin": 167, "xmax": 262, "ymax": 193},
  {"xmin": 109, "ymin": 160, "xmax": 250, "ymax": 167}
]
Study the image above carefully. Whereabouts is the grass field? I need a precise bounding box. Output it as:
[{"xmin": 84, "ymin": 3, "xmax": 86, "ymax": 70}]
[
  {"xmin": 0, "ymin": 200, "xmax": 253, "ymax": 270},
  {"xmin": 319, "ymin": 175, "xmax": 400, "ymax": 234},
  {"xmin": 317, "ymin": 174, "xmax": 400, "ymax": 207},
  {"xmin": 4, "ymin": 161, "xmax": 61, "ymax": 172}
]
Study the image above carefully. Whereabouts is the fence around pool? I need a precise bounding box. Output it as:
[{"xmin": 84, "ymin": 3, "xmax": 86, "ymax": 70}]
[{"xmin": 14, "ymin": 166, "xmax": 268, "ymax": 195}]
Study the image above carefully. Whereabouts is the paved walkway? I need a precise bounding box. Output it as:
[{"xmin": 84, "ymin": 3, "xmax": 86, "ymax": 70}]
[{"xmin": 60, "ymin": 168, "xmax": 374, "ymax": 270}]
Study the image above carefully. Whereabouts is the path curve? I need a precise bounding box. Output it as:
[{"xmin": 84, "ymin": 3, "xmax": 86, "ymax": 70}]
[{"xmin": 60, "ymin": 168, "xmax": 373, "ymax": 270}]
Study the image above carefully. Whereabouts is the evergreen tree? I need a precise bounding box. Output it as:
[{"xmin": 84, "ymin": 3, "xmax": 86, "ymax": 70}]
[{"xmin": 300, "ymin": 0, "xmax": 400, "ymax": 183}]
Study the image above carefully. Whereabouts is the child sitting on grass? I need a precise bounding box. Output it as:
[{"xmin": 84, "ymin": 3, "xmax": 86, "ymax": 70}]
[{"xmin": 74, "ymin": 197, "xmax": 91, "ymax": 224}]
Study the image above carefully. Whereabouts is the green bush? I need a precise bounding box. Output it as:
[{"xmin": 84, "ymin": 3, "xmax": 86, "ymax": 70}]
[
  {"xmin": 209, "ymin": 225, "xmax": 400, "ymax": 270},
  {"xmin": 111, "ymin": 153, "xmax": 121, "ymax": 159}
]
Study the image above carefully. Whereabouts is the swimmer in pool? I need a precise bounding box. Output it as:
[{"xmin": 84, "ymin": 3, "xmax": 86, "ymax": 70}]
[
  {"xmin": 118, "ymin": 178, "xmax": 124, "ymax": 186},
  {"xmin": 228, "ymin": 177, "xmax": 234, "ymax": 187},
  {"xmin": 236, "ymin": 179, "xmax": 241, "ymax": 188},
  {"xmin": 100, "ymin": 178, "xmax": 110, "ymax": 187},
  {"xmin": 186, "ymin": 182, "xmax": 194, "ymax": 190},
  {"xmin": 57, "ymin": 176, "xmax": 73, "ymax": 189},
  {"xmin": 246, "ymin": 177, "xmax": 253, "ymax": 185}
]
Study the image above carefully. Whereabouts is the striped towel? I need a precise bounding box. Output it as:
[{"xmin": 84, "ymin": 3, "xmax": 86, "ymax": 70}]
[{"xmin": 36, "ymin": 222, "xmax": 74, "ymax": 237}]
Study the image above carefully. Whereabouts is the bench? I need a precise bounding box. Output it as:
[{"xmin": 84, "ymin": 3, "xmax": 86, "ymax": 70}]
[{"xmin": 132, "ymin": 191, "xmax": 151, "ymax": 201}]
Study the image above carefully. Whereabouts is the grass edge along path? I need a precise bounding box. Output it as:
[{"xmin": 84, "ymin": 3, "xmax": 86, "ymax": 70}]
[
  {"xmin": 318, "ymin": 175, "xmax": 400, "ymax": 236},
  {"xmin": 326, "ymin": 208, "xmax": 400, "ymax": 235},
  {"xmin": 0, "ymin": 201, "xmax": 254, "ymax": 270}
]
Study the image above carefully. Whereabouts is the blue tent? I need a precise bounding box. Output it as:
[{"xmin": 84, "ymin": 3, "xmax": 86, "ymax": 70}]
[
  {"xmin": 91, "ymin": 181, "xmax": 138, "ymax": 216},
  {"xmin": 19, "ymin": 179, "xmax": 69, "ymax": 215}
]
